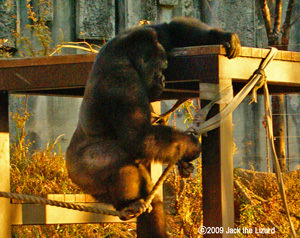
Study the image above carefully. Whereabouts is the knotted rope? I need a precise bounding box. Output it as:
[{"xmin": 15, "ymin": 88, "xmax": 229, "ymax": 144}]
[{"xmin": 187, "ymin": 47, "xmax": 296, "ymax": 238}]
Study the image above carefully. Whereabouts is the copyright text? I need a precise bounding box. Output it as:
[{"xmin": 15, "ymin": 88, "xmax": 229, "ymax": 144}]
[{"xmin": 198, "ymin": 226, "xmax": 276, "ymax": 235}]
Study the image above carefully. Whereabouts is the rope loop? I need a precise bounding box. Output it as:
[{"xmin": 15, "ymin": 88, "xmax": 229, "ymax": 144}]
[
  {"xmin": 254, "ymin": 68, "xmax": 266, "ymax": 79},
  {"xmin": 254, "ymin": 69, "xmax": 267, "ymax": 88},
  {"xmin": 250, "ymin": 69, "xmax": 267, "ymax": 104}
]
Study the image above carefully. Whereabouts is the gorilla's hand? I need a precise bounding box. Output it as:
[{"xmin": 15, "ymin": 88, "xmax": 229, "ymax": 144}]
[
  {"xmin": 222, "ymin": 32, "xmax": 241, "ymax": 59},
  {"xmin": 177, "ymin": 160, "xmax": 194, "ymax": 178},
  {"xmin": 119, "ymin": 199, "xmax": 152, "ymax": 221},
  {"xmin": 183, "ymin": 133, "xmax": 201, "ymax": 161},
  {"xmin": 176, "ymin": 133, "xmax": 200, "ymax": 177}
]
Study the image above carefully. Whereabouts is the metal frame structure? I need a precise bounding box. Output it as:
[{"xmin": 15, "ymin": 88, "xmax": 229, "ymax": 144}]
[{"xmin": 1, "ymin": 46, "xmax": 300, "ymax": 237}]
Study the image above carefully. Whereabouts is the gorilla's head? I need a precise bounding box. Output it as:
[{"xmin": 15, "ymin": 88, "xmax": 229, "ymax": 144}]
[{"xmin": 117, "ymin": 27, "xmax": 168, "ymax": 101}]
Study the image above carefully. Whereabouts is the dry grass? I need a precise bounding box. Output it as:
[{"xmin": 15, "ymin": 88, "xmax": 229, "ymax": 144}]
[
  {"xmin": 234, "ymin": 168, "xmax": 300, "ymax": 237},
  {"xmin": 10, "ymin": 139, "xmax": 137, "ymax": 238},
  {"xmin": 11, "ymin": 142, "xmax": 81, "ymax": 195},
  {"xmin": 10, "ymin": 96, "xmax": 136, "ymax": 238}
]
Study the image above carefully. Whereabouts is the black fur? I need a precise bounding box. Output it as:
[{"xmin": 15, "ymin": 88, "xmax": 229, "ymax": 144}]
[{"xmin": 66, "ymin": 17, "xmax": 240, "ymax": 238}]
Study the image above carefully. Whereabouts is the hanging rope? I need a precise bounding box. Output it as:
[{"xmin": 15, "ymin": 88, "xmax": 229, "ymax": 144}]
[
  {"xmin": 187, "ymin": 47, "xmax": 297, "ymax": 238},
  {"xmin": 186, "ymin": 47, "xmax": 279, "ymax": 137},
  {"xmin": 263, "ymin": 81, "xmax": 297, "ymax": 238}
]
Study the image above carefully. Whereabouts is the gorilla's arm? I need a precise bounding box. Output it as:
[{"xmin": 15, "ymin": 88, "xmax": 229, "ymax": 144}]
[
  {"xmin": 150, "ymin": 17, "xmax": 240, "ymax": 58},
  {"xmin": 106, "ymin": 80, "xmax": 200, "ymax": 164}
]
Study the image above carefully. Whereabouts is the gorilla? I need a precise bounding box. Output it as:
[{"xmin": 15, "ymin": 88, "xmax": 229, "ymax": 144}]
[{"xmin": 66, "ymin": 17, "xmax": 240, "ymax": 238}]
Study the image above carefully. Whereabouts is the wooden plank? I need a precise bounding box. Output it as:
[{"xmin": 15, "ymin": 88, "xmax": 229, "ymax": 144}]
[
  {"xmin": 11, "ymin": 194, "xmax": 136, "ymax": 224},
  {"xmin": 219, "ymin": 55, "xmax": 300, "ymax": 88},
  {"xmin": 170, "ymin": 45, "xmax": 300, "ymax": 61},
  {"xmin": 150, "ymin": 101, "xmax": 163, "ymax": 200},
  {"xmin": 1, "ymin": 46, "xmax": 300, "ymax": 97},
  {"xmin": 170, "ymin": 45, "xmax": 226, "ymax": 57},
  {"xmin": 11, "ymin": 203, "xmax": 134, "ymax": 225},
  {"xmin": 0, "ymin": 92, "xmax": 11, "ymax": 238},
  {"xmin": 0, "ymin": 54, "xmax": 96, "ymax": 68},
  {"xmin": 0, "ymin": 62, "xmax": 93, "ymax": 92},
  {"xmin": 220, "ymin": 81, "xmax": 234, "ymax": 236},
  {"xmin": 201, "ymin": 79, "xmax": 234, "ymax": 238},
  {"xmin": 0, "ymin": 54, "xmax": 95, "ymax": 93}
]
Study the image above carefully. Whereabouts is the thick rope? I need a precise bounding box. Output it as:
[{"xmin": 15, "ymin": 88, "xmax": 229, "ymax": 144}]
[
  {"xmin": 0, "ymin": 163, "xmax": 176, "ymax": 219},
  {"xmin": 0, "ymin": 190, "xmax": 125, "ymax": 217},
  {"xmin": 263, "ymin": 81, "xmax": 297, "ymax": 238},
  {"xmin": 144, "ymin": 163, "xmax": 175, "ymax": 205},
  {"xmin": 244, "ymin": 48, "xmax": 297, "ymax": 237},
  {"xmin": 187, "ymin": 47, "xmax": 280, "ymax": 137},
  {"xmin": 187, "ymin": 47, "xmax": 297, "ymax": 237}
]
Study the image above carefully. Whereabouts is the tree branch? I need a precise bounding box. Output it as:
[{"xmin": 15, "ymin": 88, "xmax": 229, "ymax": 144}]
[
  {"xmin": 281, "ymin": 0, "xmax": 295, "ymax": 49},
  {"xmin": 274, "ymin": 0, "xmax": 282, "ymax": 35},
  {"xmin": 259, "ymin": 0, "xmax": 273, "ymax": 37},
  {"xmin": 290, "ymin": 13, "xmax": 300, "ymax": 28}
]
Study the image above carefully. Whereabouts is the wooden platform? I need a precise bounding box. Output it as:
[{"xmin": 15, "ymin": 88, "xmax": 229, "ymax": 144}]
[
  {"xmin": 11, "ymin": 194, "xmax": 131, "ymax": 225},
  {"xmin": 1, "ymin": 46, "xmax": 300, "ymax": 99},
  {"xmin": 1, "ymin": 46, "xmax": 300, "ymax": 237}
]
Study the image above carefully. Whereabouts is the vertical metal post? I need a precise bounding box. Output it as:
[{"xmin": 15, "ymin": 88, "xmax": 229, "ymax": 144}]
[{"xmin": 0, "ymin": 91, "xmax": 11, "ymax": 238}]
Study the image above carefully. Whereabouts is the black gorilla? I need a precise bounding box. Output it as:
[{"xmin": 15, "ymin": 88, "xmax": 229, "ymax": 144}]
[{"xmin": 66, "ymin": 17, "xmax": 240, "ymax": 238}]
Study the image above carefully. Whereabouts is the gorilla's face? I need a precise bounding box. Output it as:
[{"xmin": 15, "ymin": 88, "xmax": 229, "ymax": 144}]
[
  {"xmin": 148, "ymin": 65, "xmax": 167, "ymax": 100},
  {"xmin": 147, "ymin": 43, "xmax": 168, "ymax": 101},
  {"xmin": 118, "ymin": 28, "xmax": 168, "ymax": 101}
]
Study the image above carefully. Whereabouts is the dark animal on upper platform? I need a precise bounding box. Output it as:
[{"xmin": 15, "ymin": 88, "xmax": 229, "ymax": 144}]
[{"xmin": 66, "ymin": 17, "xmax": 240, "ymax": 238}]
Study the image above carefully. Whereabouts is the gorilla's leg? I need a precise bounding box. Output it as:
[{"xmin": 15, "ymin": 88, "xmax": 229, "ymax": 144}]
[
  {"xmin": 137, "ymin": 195, "xmax": 166, "ymax": 238},
  {"xmin": 110, "ymin": 164, "xmax": 146, "ymax": 210},
  {"xmin": 67, "ymin": 132, "xmax": 175, "ymax": 237},
  {"xmin": 110, "ymin": 163, "xmax": 167, "ymax": 238}
]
